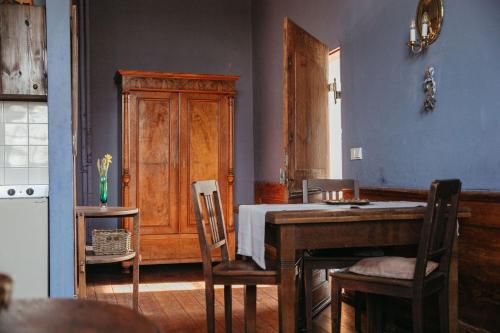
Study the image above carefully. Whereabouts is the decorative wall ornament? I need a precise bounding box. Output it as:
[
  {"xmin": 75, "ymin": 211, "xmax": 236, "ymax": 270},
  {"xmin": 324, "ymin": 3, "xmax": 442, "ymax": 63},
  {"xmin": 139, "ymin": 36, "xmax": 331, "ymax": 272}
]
[
  {"xmin": 408, "ymin": 0, "xmax": 444, "ymax": 54},
  {"xmin": 423, "ymin": 67, "xmax": 436, "ymax": 112}
]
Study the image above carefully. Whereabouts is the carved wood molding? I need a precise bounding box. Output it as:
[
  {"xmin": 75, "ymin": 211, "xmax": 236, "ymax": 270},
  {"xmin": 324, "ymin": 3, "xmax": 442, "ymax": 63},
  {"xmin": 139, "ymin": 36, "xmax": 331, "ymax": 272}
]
[{"xmin": 117, "ymin": 70, "xmax": 238, "ymax": 94}]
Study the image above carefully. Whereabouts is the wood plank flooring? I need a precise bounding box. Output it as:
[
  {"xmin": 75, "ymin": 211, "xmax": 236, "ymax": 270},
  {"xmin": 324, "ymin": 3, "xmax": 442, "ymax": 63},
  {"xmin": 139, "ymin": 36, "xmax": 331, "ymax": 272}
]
[{"xmin": 87, "ymin": 263, "xmax": 357, "ymax": 333}]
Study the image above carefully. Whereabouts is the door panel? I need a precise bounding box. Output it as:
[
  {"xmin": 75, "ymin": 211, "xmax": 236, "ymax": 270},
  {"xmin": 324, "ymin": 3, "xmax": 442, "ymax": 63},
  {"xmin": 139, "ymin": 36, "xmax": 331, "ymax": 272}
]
[
  {"xmin": 284, "ymin": 17, "xmax": 329, "ymax": 195},
  {"xmin": 189, "ymin": 100, "xmax": 219, "ymax": 181},
  {"xmin": 132, "ymin": 91, "xmax": 179, "ymax": 235},
  {"xmin": 180, "ymin": 93, "xmax": 229, "ymax": 234}
]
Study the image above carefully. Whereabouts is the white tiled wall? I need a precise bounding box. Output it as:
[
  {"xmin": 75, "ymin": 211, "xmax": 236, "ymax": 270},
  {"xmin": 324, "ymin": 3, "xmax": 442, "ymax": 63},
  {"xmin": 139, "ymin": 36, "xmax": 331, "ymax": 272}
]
[{"xmin": 0, "ymin": 101, "xmax": 49, "ymax": 185}]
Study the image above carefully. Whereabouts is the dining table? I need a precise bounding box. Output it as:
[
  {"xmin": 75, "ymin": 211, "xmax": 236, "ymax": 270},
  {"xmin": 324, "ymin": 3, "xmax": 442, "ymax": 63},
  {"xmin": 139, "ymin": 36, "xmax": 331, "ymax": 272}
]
[
  {"xmin": 238, "ymin": 201, "xmax": 471, "ymax": 333},
  {"xmin": 0, "ymin": 299, "xmax": 160, "ymax": 333}
]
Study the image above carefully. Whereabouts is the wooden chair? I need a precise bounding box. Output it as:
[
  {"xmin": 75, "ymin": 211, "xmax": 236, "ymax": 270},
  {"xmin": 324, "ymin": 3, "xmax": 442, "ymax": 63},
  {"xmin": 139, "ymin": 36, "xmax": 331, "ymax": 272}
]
[
  {"xmin": 192, "ymin": 180, "xmax": 278, "ymax": 333},
  {"xmin": 0, "ymin": 273, "xmax": 13, "ymax": 310},
  {"xmin": 302, "ymin": 179, "xmax": 364, "ymax": 333},
  {"xmin": 330, "ymin": 179, "xmax": 461, "ymax": 333}
]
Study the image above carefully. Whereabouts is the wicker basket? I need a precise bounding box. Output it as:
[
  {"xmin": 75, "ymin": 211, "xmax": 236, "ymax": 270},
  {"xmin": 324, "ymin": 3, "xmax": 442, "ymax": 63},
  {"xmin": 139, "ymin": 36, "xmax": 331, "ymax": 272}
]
[{"xmin": 92, "ymin": 229, "xmax": 131, "ymax": 256}]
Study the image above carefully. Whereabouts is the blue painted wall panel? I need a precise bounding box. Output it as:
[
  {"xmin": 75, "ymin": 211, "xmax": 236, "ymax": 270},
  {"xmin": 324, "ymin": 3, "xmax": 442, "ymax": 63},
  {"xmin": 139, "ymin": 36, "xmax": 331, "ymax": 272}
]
[
  {"xmin": 46, "ymin": 0, "xmax": 74, "ymax": 297},
  {"xmin": 335, "ymin": 0, "xmax": 500, "ymax": 190}
]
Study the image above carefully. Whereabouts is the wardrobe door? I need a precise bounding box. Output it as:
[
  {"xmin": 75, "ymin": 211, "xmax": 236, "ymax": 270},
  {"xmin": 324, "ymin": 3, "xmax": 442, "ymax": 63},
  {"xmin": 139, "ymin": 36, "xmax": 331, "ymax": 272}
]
[
  {"xmin": 179, "ymin": 93, "xmax": 231, "ymax": 235},
  {"xmin": 128, "ymin": 91, "xmax": 180, "ymax": 259}
]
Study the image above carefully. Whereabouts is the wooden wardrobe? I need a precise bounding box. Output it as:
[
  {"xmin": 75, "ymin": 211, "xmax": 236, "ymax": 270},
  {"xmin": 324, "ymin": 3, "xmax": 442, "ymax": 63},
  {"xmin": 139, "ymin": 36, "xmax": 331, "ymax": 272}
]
[{"xmin": 117, "ymin": 70, "xmax": 237, "ymax": 264}]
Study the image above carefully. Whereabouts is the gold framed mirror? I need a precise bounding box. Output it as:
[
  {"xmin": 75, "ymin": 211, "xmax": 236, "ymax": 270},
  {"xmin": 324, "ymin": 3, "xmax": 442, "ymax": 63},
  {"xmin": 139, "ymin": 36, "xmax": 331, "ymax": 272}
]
[{"xmin": 416, "ymin": 0, "xmax": 444, "ymax": 45}]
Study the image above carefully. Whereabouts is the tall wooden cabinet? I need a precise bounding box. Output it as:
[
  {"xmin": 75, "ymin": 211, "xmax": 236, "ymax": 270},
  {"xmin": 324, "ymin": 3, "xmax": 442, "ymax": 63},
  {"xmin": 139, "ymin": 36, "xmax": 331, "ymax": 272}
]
[{"xmin": 117, "ymin": 71, "xmax": 237, "ymax": 264}]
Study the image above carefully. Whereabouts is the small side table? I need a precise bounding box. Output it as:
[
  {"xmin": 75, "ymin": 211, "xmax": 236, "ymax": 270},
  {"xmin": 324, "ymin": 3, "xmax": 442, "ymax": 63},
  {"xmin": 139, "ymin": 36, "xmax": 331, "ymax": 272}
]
[{"xmin": 75, "ymin": 206, "xmax": 140, "ymax": 310}]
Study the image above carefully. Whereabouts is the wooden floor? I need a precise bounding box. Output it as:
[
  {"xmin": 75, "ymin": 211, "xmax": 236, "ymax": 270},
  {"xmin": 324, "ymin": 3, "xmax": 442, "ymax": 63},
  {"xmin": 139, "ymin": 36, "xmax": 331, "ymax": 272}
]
[{"xmin": 87, "ymin": 263, "xmax": 357, "ymax": 333}]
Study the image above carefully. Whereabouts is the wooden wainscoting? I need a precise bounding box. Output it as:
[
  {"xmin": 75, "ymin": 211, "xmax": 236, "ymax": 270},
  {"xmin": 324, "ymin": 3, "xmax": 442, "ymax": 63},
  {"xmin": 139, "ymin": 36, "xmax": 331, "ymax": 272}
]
[
  {"xmin": 255, "ymin": 182, "xmax": 288, "ymax": 203},
  {"xmin": 254, "ymin": 182, "xmax": 500, "ymax": 332}
]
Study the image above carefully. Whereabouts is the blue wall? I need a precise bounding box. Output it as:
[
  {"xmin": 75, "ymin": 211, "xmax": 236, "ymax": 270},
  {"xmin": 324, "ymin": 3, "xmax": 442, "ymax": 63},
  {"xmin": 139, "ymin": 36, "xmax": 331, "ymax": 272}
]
[
  {"xmin": 253, "ymin": 0, "xmax": 500, "ymax": 191},
  {"xmin": 83, "ymin": 0, "xmax": 254, "ymax": 213},
  {"xmin": 335, "ymin": 0, "xmax": 500, "ymax": 190},
  {"xmin": 46, "ymin": 0, "xmax": 74, "ymax": 297}
]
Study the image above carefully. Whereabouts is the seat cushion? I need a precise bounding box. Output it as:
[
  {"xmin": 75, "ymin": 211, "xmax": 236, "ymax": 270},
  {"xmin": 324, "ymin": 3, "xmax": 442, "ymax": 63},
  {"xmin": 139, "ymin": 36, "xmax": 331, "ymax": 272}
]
[
  {"xmin": 213, "ymin": 260, "xmax": 277, "ymax": 277},
  {"xmin": 348, "ymin": 257, "xmax": 439, "ymax": 280}
]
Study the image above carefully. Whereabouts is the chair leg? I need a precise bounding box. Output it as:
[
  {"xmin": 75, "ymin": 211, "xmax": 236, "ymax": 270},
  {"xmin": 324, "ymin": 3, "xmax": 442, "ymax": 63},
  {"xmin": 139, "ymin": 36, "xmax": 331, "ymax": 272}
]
[
  {"xmin": 205, "ymin": 283, "xmax": 216, "ymax": 333},
  {"xmin": 224, "ymin": 285, "xmax": 232, "ymax": 333},
  {"xmin": 438, "ymin": 287, "xmax": 449, "ymax": 333},
  {"xmin": 304, "ymin": 261, "xmax": 313, "ymax": 333},
  {"xmin": 354, "ymin": 292, "xmax": 363, "ymax": 333},
  {"xmin": 331, "ymin": 279, "xmax": 342, "ymax": 333},
  {"xmin": 244, "ymin": 285, "xmax": 257, "ymax": 333},
  {"xmin": 366, "ymin": 295, "xmax": 383, "ymax": 333},
  {"xmin": 412, "ymin": 297, "xmax": 424, "ymax": 333}
]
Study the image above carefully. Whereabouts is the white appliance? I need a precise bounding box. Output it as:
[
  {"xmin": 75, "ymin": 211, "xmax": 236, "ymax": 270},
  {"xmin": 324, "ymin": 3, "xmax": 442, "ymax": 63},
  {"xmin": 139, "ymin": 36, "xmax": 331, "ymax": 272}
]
[{"xmin": 0, "ymin": 185, "xmax": 49, "ymax": 298}]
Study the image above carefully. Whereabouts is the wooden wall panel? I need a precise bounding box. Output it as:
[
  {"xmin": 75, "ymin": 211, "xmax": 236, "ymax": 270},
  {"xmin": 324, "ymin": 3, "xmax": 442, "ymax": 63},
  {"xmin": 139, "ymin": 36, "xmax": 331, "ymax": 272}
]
[
  {"xmin": 0, "ymin": 4, "xmax": 30, "ymax": 94},
  {"xmin": 27, "ymin": 5, "xmax": 47, "ymax": 95},
  {"xmin": 254, "ymin": 182, "xmax": 287, "ymax": 203}
]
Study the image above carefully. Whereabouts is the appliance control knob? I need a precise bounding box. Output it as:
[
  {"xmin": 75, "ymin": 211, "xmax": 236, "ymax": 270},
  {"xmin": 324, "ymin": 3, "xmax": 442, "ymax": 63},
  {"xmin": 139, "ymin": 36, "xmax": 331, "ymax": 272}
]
[
  {"xmin": 7, "ymin": 189, "xmax": 15, "ymax": 196},
  {"xmin": 26, "ymin": 188, "xmax": 34, "ymax": 196}
]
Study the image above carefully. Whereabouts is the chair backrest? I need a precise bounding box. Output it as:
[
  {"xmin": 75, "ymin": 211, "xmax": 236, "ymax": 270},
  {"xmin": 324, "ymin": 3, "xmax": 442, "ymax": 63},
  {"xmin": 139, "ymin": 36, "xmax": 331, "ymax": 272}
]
[
  {"xmin": 302, "ymin": 179, "xmax": 360, "ymax": 203},
  {"xmin": 0, "ymin": 273, "xmax": 13, "ymax": 310},
  {"xmin": 191, "ymin": 180, "xmax": 230, "ymax": 277},
  {"xmin": 414, "ymin": 179, "xmax": 461, "ymax": 290}
]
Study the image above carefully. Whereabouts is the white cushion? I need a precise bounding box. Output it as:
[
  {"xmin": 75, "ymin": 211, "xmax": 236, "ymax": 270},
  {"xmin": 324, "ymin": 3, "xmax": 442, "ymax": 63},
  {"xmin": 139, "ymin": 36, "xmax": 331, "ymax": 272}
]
[{"xmin": 348, "ymin": 257, "xmax": 439, "ymax": 280}]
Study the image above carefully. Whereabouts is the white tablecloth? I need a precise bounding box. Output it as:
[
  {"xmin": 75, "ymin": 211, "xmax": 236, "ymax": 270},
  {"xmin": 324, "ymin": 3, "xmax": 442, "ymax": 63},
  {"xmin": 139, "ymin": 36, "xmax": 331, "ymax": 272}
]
[{"xmin": 237, "ymin": 201, "xmax": 426, "ymax": 269}]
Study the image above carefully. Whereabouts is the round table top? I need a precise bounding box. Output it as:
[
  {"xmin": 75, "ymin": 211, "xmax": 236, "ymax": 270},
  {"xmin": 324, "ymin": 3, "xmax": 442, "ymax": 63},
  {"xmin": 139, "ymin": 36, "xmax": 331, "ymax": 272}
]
[
  {"xmin": 0, "ymin": 299, "xmax": 160, "ymax": 333},
  {"xmin": 75, "ymin": 206, "xmax": 139, "ymax": 217}
]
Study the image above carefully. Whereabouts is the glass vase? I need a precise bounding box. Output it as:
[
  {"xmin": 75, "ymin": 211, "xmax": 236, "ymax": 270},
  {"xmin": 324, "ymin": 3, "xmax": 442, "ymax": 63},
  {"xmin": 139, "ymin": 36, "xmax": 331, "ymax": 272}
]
[{"xmin": 99, "ymin": 176, "xmax": 108, "ymax": 207}]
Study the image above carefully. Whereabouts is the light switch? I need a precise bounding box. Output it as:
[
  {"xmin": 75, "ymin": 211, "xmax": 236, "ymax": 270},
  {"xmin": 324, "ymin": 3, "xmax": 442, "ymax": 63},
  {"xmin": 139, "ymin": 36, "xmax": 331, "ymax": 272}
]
[{"xmin": 350, "ymin": 147, "xmax": 363, "ymax": 160}]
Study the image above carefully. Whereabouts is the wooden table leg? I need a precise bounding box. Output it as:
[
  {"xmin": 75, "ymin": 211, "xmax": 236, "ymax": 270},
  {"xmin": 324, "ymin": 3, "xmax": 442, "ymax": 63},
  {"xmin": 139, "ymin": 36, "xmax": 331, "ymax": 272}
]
[
  {"xmin": 77, "ymin": 213, "xmax": 86, "ymax": 298},
  {"xmin": 132, "ymin": 213, "xmax": 140, "ymax": 311},
  {"xmin": 278, "ymin": 225, "xmax": 296, "ymax": 333},
  {"xmin": 449, "ymin": 232, "xmax": 458, "ymax": 332}
]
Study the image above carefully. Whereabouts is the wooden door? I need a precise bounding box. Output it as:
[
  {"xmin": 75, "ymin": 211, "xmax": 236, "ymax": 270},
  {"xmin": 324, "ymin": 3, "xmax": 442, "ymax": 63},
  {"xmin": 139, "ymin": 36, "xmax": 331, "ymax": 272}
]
[
  {"xmin": 283, "ymin": 17, "xmax": 329, "ymax": 196},
  {"xmin": 128, "ymin": 91, "xmax": 180, "ymax": 240},
  {"xmin": 0, "ymin": 4, "xmax": 47, "ymax": 96},
  {"xmin": 179, "ymin": 93, "xmax": 232, "ymax": 235}
]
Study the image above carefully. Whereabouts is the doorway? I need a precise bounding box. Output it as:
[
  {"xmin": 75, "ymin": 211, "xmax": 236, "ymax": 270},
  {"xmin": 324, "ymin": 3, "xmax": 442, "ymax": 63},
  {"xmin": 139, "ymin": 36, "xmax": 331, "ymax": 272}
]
[{"xmin": 328, "ymin": 48, "xmax": 342, "ymax": 179}]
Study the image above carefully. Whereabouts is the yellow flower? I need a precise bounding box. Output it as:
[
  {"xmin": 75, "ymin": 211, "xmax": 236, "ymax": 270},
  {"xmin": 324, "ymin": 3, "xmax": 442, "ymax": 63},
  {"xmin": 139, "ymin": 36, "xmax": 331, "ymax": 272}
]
[{"xmin": 97, "ymin": 153, "xmax": 113, "ymax": 177}]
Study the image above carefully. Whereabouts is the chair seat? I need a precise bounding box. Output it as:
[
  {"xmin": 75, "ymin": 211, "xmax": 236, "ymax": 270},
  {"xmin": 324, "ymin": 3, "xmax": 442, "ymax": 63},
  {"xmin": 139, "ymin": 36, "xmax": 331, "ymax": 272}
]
[
  {"xmin": 213, "ymin": 260, "xmax": 277, "ymax": 276},
  {"xmin": 348, "ymin": 256, "xmax": 439, "ymax": 280},
  {"xmin": 213, "ymin": 260, "xmax": 279, "ymax": 285},
  {"xmin": 332, "ymin": 269, "xmax": 446, "ymax": 293}
]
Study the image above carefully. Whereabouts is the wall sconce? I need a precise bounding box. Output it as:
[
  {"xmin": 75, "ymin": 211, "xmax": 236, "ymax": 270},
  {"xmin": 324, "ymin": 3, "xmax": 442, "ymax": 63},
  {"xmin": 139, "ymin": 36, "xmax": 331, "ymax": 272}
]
[
  {"xmin": 423, "ymin": 67, "xmax": 436, "ymax": 112},
  {"xmin": 407, "ymin": 0, "xmax": 444, "ymax": 54}
]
